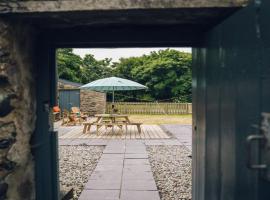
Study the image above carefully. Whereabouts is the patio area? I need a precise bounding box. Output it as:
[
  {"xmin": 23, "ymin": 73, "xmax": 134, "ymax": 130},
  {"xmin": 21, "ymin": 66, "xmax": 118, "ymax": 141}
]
[
  {"xmin": 59, "ymin": 124, "xmax": 171, "ymax": 140},
  {"xmin": 58, "ymin": 121, "xmax": 192, "ymax": 200}
]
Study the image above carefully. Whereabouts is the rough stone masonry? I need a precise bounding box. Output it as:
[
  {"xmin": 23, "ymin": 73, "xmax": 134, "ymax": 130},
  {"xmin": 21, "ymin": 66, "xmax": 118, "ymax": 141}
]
[{"xmin": 0, "ymin": 20, "xmax": 36, "ymax": 200}]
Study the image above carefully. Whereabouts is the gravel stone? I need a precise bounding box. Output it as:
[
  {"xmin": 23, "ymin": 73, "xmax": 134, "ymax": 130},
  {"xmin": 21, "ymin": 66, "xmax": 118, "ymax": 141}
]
[
  {"xmin": 147, "ymin": 145, "xmax": 192, "ymax": 200},
  {"xmin": 59, "ymin": 145, "xmax": 104, "ymax": 199}
]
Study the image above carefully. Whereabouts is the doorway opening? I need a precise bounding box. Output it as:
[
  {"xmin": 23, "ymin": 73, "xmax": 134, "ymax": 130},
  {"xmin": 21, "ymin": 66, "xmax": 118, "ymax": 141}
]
[
  {"xmin": 29, "ymin": 2, "xmax": 264, "ymax": 200},
  {"xmin": 55, "ymin": 47, "xmax": 193, "ymax": 199}
]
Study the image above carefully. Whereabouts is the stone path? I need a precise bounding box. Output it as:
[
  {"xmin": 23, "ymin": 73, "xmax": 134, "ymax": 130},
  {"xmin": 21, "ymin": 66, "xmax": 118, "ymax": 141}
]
[
  {"xmin": 79, "ymin": 140, "xmax": 160, "ymax": 200},
  {"xmin": 58, "ymin": 124, "xmax": 192, "ymax": 199}
]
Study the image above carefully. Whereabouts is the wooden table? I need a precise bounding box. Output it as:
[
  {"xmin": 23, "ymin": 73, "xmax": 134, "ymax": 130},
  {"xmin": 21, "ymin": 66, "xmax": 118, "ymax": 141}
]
[
  {"xmin": 83, "ymin": 114, "xmax": 142, "ymax": 134},
  {"xmin": 94, "ymin": 114, "xmax": 131, "ymax": 123}
]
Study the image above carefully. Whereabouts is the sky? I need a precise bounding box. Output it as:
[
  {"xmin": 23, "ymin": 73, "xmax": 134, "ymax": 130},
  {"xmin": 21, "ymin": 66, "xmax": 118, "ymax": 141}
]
[{"xmin": 73, "ymin": 47, "xmax": 191, "ymax": 62}]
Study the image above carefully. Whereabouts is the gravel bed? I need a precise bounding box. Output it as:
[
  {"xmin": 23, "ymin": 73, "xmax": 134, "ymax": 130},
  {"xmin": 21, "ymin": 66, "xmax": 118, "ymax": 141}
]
[
  {"xmin": 147, "ymin": 145, "xmax": 192, "ymax": 200},
  {"xmin": 59, "ymin": 145, "xmax": 104, "ymax": 199}
]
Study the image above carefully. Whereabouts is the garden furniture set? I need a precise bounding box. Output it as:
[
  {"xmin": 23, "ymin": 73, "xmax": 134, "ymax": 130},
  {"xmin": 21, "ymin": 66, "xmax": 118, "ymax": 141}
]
[{"xmin": 83, "ymin": 114, "xmax": 142, "ymax": 135}]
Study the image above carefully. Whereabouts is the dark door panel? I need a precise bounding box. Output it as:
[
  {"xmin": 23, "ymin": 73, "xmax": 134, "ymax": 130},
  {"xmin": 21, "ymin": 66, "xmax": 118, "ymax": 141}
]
[{"xmin": 193, "ymin": 1, "xmax": 270, "ymax": 199}]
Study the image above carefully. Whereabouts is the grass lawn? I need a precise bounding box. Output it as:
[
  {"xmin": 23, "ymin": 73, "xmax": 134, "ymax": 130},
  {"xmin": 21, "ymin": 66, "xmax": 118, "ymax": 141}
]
[{"xmin": 128, "ymin": 114, "xmax": 192, "ymax": 125}]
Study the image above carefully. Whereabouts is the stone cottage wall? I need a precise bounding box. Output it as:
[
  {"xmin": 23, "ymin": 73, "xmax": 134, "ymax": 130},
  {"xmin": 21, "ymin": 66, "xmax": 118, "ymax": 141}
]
[
  {"xmin": 80, "ymin": 90, "xmax": 106, "ymax": 115},
  {"xmin": 0, "ymin": 20, "xmax": 36, "ymax": 199}
]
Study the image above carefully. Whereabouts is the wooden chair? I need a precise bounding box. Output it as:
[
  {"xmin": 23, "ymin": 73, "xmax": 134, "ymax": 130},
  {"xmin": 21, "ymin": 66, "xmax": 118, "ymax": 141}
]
[
  {"xmin": 70, "ymin": 107, "xmax": 88, "ymax": 121},
  {"xmin": 61, "ymin": 109, "xmax": 70, "ymax": 125},
  {"xmin": 68, "ymin": 113, "xmax": 82, "ymax": 126},
  {"xmin": 53, "ymin": 106, "xmax": 61, "ymax": 121},
  {"xmin": 62, "ymin": 109, "xmax": 82, "ymax": 126}
]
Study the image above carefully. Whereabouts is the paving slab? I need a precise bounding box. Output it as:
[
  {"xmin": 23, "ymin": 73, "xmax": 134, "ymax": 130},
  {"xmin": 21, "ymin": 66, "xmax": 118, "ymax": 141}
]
[
  {"xmin": 72, "ymin": 140, "xmax": 92, "ymax": 145},
  {"xmin": 160, "ymin": 125, "xmax": 192, "ymax": 150},
  {"xmin": 123, "ymin": 165, "xmax": 152, "ymax": 172},
  {"xmin": 79, "ymin": 190, "xmax": 120, "ymax": 200},
  {"xmin": 121, "ymin": 180, "xmax": 157, "ymax": 191},
  {"xmin": 162, "ymin": 139, "xmax": 182, "ymax": 145},
  {"xmin": 122, "ymin": 172, "xmax": 154, "ymax": 181},
  {"xmin": 98, "ymin": 159, "xmax": 124, "ymax": 165},
  {"xmin": 120, "ymin": 191, "xmax": 160, "ymax": 200},
  {"xmin": 85, "ymin": 179, "xmax": 122, "ymax": 190},
  {"xmin": 107, "ymin": 140, "xmax": 126, "ymax": 145},
  {"xmin": 58, "ymin": 139, "xmax": 73, "ymax": 145},
  {"xmin": 103, "ymin": 145, "xmax": 125, "ymax": 153},
  {"xmin": 101, "ymin": 154, "xmax": 125, "ymax": 159},
  {"xmin": 144, "ymin": 140, "xmax": 164, "ymax": 145},
  {"xmin": 95, "ymin": 165, "xmax": 123, "ymax": 172},
  {"xmin": 79, "ymin": 139, "xmax": 160, "ymax": 200},
  {"xmin": 125, "ymin": 149, "xmax": 147, "ymax": 154},
  {"xmin": 87, "ymin": 139, "xmax": 108, "ymax": 146},
  {"xmin": 90, "ymin": 172, "xmax": 122, "ymax": 181},
  {"xmin": 124, "ymin": 154, "xmax": 148, "ymax": 159},
  {"xmin": 124, "ymin": 159, "xmax": 150, "ymax": 165},
  {"xmin": 90, "ymin": 170, "xmax": 122, "ymax": 178}
]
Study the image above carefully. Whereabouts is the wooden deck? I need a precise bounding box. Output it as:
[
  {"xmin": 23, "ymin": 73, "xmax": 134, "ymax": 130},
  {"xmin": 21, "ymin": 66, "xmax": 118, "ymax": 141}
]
[{"xmin": 59, "ymin": 125, "xmax": 170, "ymax": 139}]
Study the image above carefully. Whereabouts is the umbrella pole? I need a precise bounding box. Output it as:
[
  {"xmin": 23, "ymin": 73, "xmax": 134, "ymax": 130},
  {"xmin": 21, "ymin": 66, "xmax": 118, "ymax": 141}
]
[
  {"xmin": 112, "ymin": 90, "xmax": 115, "ymax": 113},
  {"xmin": 112, "ymin": 90, "xmax": 115, "ymax": 104}
]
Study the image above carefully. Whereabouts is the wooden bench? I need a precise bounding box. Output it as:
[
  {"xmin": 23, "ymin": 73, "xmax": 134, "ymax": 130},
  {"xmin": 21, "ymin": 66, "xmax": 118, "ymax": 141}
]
[
  {"xmin": 127, "ymin": 123, "xmax": 142, "ymax": 134},
  {"xmin": 83, "ymin": 122, "xmax": 94, "ymax": 133},
  {"xmin": 83, "ymin": 122, "xmax": 127, "ymax": 134}
]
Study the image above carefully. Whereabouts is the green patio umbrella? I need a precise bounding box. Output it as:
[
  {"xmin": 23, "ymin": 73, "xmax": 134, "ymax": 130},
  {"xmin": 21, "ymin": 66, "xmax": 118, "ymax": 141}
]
[{"xmin": 80, "ymin": 76, "xmax": 147, "ymax": 103}]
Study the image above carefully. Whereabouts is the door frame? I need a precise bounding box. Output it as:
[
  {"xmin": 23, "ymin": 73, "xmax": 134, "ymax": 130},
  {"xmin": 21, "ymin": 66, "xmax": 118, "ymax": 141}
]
[{"xmin": 33, "ymin": 6, "xmax": 253, "ymax": 200}]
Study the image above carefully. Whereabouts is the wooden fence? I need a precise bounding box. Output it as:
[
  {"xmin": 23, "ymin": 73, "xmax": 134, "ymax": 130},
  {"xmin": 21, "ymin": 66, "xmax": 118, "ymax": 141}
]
[{"xmin": 106, "ymin": 102, "xmax": 192, "ymax": 115}]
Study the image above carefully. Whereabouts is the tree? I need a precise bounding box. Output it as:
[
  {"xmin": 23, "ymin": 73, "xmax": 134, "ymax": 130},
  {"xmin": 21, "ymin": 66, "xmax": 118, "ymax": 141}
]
[
  {"xmin": 57, "ymin": 48, "xmax": 83, "ymax": 83},
  {"xmin": 81, "ymin": 54, "xmax": 112, "ymax": 84},
  {"xmin": 57, "ymin": 49, "xmax": 113, "ymax": 84},
  {"xmin": 112, "ymin": 49, "xmax": 192, "ymax": 102},
  {"xmin": 57, "ymin": 48, "xmax": 192, "ymax": 102}
]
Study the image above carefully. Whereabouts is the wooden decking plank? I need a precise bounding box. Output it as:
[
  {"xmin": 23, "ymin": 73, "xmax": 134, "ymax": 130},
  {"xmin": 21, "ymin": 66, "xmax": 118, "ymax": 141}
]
[
  {"xmin": 131, "ymin": 125, "xmax": 136, "ymax": 139},
  {"xmin": 97, "ymin": 126, "xmax": 106, "ymax": 139},
  {"xmin": 59, "ymin": 124, "xmax": 169, "ymax": 140},
  {"xmin": 143, "ymin": 125, "xmax": 151, "ymax": 139},
  {"xmin": 127, "ymin": 124, "xmax": 132, "ymax": 139},
  {"xmin": 148, "ymin": 125, "xmax": 154, "ymax": 139},
  {"xmin": 147, "ymin": 125, "xmax": 155, "ymax": 139},
  {"xmin": 157, "ymin": 126, "xmax": 168, "ymax": 138},
  {"xmin": 62, "ymin": 127, "xmax": 80, "ymax": 138},
  {"xmin": 151, "ymin": 125, "xmax": 161, "ymax": 139},
  {"xmin": 155, "ymin": 126, "xmax": 164, "ymax": 138},
  {"xmin": 115, "ymin": 127, "xmax": 122, "ymax": 139},
  {"xmin": 135, "ymin": 125, "xmax": 141, "ymax": 139},
  {"xmin": 63, "ymin": 128, "xmax": 79, "ymax": 138},
  {"xmin": 147, "ymin": 125, "xmax": 153, "ymax": 139},
  {"xmin": 121, "ymin": 126, "xmax": 127, "ymax": 139},
  {"xmin": 140, "ymin": 125, "xmax": 146, "ymax": 139},
  {"xmin": 134, "ymin": 125, "xmax": 139, "ymax": 139}
]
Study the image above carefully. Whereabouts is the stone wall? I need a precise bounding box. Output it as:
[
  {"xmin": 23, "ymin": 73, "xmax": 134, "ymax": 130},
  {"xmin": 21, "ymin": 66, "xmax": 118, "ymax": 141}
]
[
  {"xmin": 0, "ymin": 0, "xmax": 249, "ymax": 14},
  {"xmin": 58, "ymin": 80, "xmax": 106, "ymax": 115},
  {"xmin": 80, "ymin": 90, "xmax": 106, "ymax": 115},
  {"xmin": 0, "ymin": 20, "xmax": 36, "ymax": 200}
]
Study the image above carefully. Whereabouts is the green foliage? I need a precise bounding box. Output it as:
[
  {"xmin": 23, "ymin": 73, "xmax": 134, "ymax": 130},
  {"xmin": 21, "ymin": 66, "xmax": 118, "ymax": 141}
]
[
  {"xmin": 57, "ymin": 48, "xmax": 192, "ymax": 102},
  {"xmin": 57, "ymin": 48, "xmax": 83, "ymax": 83},
  {"xmin": 81, "ymin": 54, "xmax": 112, "ymax": 84},
  {"xmin": 112, "ymin": 49, "xmax": 192, "ymax": 102},
  {"xmin": 57, "ymin": 49, "xmax": 112, "ymax": 84}
]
